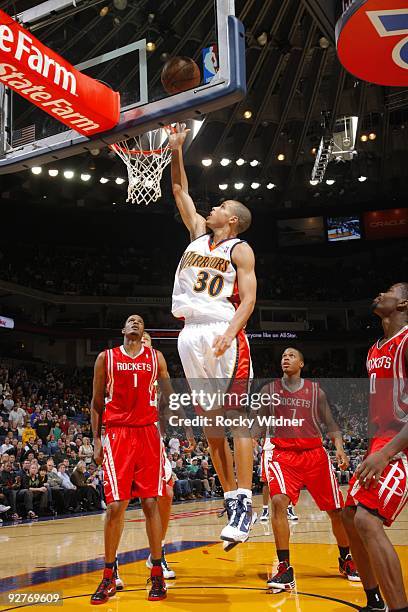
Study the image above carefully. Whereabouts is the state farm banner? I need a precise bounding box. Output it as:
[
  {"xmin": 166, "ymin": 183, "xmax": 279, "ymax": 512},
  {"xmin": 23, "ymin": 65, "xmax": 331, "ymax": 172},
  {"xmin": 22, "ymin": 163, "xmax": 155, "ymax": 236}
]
[
  {"xmin": 0, "ymin": 10, "xmax": 120, "ymax": 136},
  {"xmin": 364, "ymin": 208, "xmax": 408, "ymax": 240},
  {"xmin": 0, "ymin": 315, "xmax": 14, "ymax": 329}
]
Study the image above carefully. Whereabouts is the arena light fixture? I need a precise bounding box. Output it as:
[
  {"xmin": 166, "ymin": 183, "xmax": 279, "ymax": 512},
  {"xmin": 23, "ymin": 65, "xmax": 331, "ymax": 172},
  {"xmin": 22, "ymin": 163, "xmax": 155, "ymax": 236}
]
[
  {"xmin": 251, "ymin": 182, "xmax": 260, "ymax": 189},
  {"xmin": 100, "ymin": 177, "xmax": 109, "ymax": 184},
  {"xmin": 310, "ymin": 179, "xmax": 319, "ymax": 186},
  {"xmin": 63, "ymin": 170, "xmax": 74, "ymax": 179},
  {"xmin": 236, "ymin": 158, "xmax": 245, "ymax": 166},
  {"xmin": 368, "ymin": 132, "xmax": 377, "ymax": 141},
  {"xmin": 31, "ymin": 166, "xmax": 42, "ymax": 175},
  {"xmin": 266, "ymin": 183, "xmax": 276, "ymax": 189},
  {"xmin": 234, "ymin": 182, "xmax": 244, "ymax": 190},
  {"xmin": 220, "ymin": 158, "xmax": 231, "ymax": 166},
  {"xmin": 360, "ymin": 134, "xmax": 368, "ymax": 142},
  {"xmin": 201, "ymin": 158, "xmax": 213, "ymax": 167},
  {"xmin": 219, "ymin": 183, "xmax": 228, "ymax": 190},
  {"xmin": 146, "ymin": 41, "xmax": 156, "ymax": 52},
  {"xmin": 326, "ymin": 179, "xmax": 335, "ymax": 185},
  {"xmin": 48, "ymin": 169, "xmax": 58, "ymax": 177},
  {"xmin": 277, "ymin": 153, "xmax": 285, "ymax": 161},
  {"xmin": 115, "ymin": 177, "xmax": 125, "ymax": 185},
  {"xmin": 243, "ymin": 110, "xmax": 252, "ymax": 119},
  {"xmin": 358, "ymin": 175, "xmax": 367, "ymax": 182},
  {"xmin": 80, "ymin": 173, "xmax": 91, "ymax": 182},
  {"xmin": 311, "ymin": 147, "xmax": 317, "ymax": 155},
  {"xmin": 250, "ymin": 159, "xmax": 260, "ymax": 167}
]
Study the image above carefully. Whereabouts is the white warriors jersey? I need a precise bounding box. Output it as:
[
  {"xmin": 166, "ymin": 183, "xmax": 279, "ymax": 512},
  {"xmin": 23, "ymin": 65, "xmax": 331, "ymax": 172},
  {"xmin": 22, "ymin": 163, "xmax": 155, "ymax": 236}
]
[{"xmin": 172, "ymin": 234, "xmax": 244, "ymax": 323}]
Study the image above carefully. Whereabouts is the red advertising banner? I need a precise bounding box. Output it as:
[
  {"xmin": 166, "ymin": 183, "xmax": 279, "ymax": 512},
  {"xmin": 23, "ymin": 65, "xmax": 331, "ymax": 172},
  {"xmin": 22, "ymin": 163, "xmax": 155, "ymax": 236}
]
[
  {"xmin": 0, "ymin": 10, "xmax": 120, "ymax": 136},
  {"xmin": 364, "ymin": 208, "xmax": 408, "ymax": 240}
]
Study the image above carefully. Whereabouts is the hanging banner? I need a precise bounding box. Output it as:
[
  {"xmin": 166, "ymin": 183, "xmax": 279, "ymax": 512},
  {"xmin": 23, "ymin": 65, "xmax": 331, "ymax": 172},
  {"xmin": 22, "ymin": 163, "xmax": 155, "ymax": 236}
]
[
  {"xmin": 0, "ymin": 10, "xmax": 120, "ymax": 135},
  {"xmin": 336, "ymin": 0, "xmax": 408, "ymax": 86},
  {"xmin": 0, "ymin": 315, "xmax": 14, "ymax": 329}
]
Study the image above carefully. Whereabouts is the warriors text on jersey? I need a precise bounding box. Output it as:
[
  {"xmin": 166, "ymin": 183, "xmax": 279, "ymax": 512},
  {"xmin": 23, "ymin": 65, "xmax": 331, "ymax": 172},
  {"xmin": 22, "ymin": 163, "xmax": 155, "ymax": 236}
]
[
  {"xmin": 366, "ymin": 324, "xmax": 408, "ymax": 451},
  {"xmin": 103, "ymin": 344, "xmax": 158, "ymax": 427},
  {"xmin": 172, "ymin": 234, "xmax": 245, "ymax": 323},
  {"xmin": 264, "ymin": 378, "xmax": 323, "ymax": 451}
]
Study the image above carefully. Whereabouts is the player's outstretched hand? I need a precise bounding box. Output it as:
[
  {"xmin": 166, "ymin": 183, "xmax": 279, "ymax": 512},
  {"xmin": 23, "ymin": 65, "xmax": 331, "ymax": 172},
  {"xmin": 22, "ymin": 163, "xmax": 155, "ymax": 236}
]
[
  {"xmin": 93, "ymin": 438, "xmax": 103, "ymax": 465},
  {"xmin": 213, "ymin": 333, "xmax": 234, "ymax": 357},
  {"xmin": 335, "ymin": 448, "xmax": 349, "ymax": 471},
  {"xmin": 355, "ymin": 449, "xmax": 388, "ymax": 489},
  {"xmin": 166, "ymin": 122, "xmax": 191, "ymax": 149}
]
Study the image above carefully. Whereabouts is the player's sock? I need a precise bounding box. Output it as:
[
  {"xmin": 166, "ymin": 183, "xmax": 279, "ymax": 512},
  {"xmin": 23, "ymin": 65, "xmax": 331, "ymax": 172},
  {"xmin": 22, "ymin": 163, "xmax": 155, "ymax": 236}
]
[
  {"xmin": 224, "ymin": 490, "xmax": 238, "ymax": 500},
  {"xmin": 105, "ymin": 562, "xmax": 115, "ymax": 570},
  {"xmin": 151, "ymin": 558, "xmax": 162, "ymax": 567},
  {"xmin": 237, "ymin": 488, "xmax": 252, "ymax": 500},
  {"xmin": 161, "ymin": 540, "xmax": 165, "ymax": 548},
  {"xmin": 338, "ymin": 546, "xmax": 350, "ymax": 559},
  {"xmin": 365, "ymin": 586, "xmax": 385, "ymax": 609},
  {"xmin": 277, "ymin": 549, "xmax": 290, "ymax": 565}
]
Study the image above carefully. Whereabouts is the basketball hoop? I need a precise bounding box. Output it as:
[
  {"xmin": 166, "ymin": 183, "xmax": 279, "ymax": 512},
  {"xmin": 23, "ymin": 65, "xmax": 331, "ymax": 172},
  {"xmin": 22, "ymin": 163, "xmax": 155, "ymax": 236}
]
[{"xmin": 109, "ymin": 127, "xmax": 172, "ymax": 205}]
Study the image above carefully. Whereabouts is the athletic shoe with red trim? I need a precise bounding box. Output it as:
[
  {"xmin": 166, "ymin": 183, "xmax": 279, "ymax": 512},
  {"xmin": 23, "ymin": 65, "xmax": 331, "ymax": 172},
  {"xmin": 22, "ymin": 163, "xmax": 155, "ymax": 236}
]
[
  {"xmin": 339, "ymin": 554, "xmax": 361, "ymax": 582},
  {"xmin": 147, "ymin": 566, "xmax": 167, "ymax": 601},
  {"xmin": 113, "ymin": 558, "xmax": 124, "ymax": 590},
  {"xmin": 90, "ymin": 570, "xmax": 116, "ymax": 605},
  {"xmin": 267, "ymin": 561, "xmax": 296, "ymax": 593}
]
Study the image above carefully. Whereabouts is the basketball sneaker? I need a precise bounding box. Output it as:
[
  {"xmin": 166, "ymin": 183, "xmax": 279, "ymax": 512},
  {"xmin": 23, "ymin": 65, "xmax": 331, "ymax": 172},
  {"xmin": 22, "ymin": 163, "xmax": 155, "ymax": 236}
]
[
  {"xmin": 113, "ymin": 557, "xmax": 124, "ymax": 590},
  {"xmin": 338, "ymin": 554, "xmax": 361, "ymax": 582},
  {"xmin": 266, "ymin": 561, "xmax": 296, "ymax": 593},
  {"xmin": 90, "ymin": 569, "xmax": 116, "ymax": 605},
  {"xmin": 146, "ymin": 547, "xmax": 176, "ymax": 579},
  {"xmin": 260, "ymin": 506, "xmax": 270, "ymax": 522},
  {"xmin": 358, "ymin": 606, "xmax": 388, "ymax": 611},
  {"xmin": 220, "ymin": 494, "xmax": 257, "ymax": 545},
  {"xmin": 287, "ymin": 505, "xmax": 299, "ymax": 521},
  {"xmin": 147, "ymin": 566, "xmax": 167, "ymax": 601}
]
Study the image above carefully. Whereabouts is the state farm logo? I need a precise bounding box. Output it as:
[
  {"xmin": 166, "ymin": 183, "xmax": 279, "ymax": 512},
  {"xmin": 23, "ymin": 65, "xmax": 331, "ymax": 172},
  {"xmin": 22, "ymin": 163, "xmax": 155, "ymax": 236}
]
[
  {"xmin": 369, "ymin": 219, "xmax": 407, "ymax": 228},
  {"xmin": 0, "ymin": 26, "xmax": 77, "ymax": 94}
]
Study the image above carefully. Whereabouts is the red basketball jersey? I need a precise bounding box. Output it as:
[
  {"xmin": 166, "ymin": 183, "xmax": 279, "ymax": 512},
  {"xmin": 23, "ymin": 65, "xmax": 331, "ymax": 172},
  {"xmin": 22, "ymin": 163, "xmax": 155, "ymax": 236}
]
[
  {"xmin": 103, "ymin": 345, "xmax": 158, "ymax": 427},
  {"xmin": 266, "ymin": 378, "xmax": 323, "ymax": 451},
  {"xmin": 366, "ymin": 324, "xmax": 408, "ymax": 451}
]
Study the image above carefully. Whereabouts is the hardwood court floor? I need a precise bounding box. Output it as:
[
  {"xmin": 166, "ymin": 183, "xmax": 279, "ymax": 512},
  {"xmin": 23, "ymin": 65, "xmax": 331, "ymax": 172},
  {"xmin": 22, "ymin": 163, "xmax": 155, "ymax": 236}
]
[{"xmin": 1, "ymin": 488, "xmax": 407, "ymax": 611}]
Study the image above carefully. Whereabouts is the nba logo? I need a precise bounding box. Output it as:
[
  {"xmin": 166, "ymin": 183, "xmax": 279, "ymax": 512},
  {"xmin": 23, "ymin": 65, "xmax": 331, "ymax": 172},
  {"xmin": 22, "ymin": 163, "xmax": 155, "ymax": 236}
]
[{"xmin": 202, "ymin": 45, "xmax": 219, "ymax": 84}]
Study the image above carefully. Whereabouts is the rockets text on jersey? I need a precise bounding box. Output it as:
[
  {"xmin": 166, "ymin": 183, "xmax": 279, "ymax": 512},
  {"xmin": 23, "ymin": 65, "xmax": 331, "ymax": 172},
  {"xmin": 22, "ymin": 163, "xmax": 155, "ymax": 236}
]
[
  {"xmin": 172, "ymin": 234, "xmax": 245, "ymax": 323},
  {"xmin": 103, "ymin": 345, "xmax": 158, "ymax": 427},
  {"xmin": 366, "ymin": 324, "xmax": 408, "ymax": 450},
  {"xmin": 266, "ymin": 378, "xmax": 323, "ymax": 451}
]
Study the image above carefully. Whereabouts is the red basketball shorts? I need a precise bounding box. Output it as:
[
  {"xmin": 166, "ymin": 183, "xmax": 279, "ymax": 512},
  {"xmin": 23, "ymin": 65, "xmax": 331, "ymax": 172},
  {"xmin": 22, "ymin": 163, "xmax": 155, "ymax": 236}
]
[
  {"xmin": 103, "ymin": 424, "xmax": 165, "ymax": 503},
  {"xmin": 264, "ymin": 446, "xmax": 343, "ymax": 511},
  {"xmin": 345, "ymin": 450, "xmax": 408, "ymax": 527}
]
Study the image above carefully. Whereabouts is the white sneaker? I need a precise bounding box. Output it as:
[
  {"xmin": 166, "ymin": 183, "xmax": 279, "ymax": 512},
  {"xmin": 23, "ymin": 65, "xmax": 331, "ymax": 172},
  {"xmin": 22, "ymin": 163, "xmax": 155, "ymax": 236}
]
[
  {"xmin": 260, "ymin": 507, "xmax": 269, "ymax": 522},
  {"xmin": 113, "ymin": 557, "xmax": 124, "ymax": 590},
  {"xmin": 220, "ymin": 495, "xmax": 257, "ymax": 544},
  {"xmin": 146, "ymin": 548, "xmax": 176, "ymax": 580},
  {"xmin": 287, "ymin": 505, "xmax": 298, "ymax": 521},
  {"xmin": 0, "ymin": 504, "xmax": 10, "ymax": 513}
]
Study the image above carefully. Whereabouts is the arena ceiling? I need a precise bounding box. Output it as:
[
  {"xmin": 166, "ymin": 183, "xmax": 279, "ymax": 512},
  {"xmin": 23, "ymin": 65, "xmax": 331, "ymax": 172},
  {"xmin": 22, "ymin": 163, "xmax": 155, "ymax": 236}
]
[{"xmin": 1, "ymin": 0, "xmax": 408, "ymax": 213}]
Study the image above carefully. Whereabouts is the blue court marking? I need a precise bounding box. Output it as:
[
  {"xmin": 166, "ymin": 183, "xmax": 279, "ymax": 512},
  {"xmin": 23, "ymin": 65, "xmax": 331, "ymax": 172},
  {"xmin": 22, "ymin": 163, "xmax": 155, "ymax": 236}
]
[{"xmin": 0, "ymin": 540, "xmax": 216, "ymax": 593}]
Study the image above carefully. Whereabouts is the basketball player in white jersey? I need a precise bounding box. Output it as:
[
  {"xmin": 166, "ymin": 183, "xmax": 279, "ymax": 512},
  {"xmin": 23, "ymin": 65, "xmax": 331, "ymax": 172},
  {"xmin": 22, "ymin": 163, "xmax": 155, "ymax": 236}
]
[{"xmin": 168, "ymin": 123, "xmax": 257, "ymax": 546}]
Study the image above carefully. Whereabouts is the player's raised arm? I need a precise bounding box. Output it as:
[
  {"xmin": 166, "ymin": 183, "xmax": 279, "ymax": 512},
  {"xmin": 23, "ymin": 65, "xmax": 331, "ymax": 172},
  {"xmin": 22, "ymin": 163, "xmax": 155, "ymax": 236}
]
[
  {"xmin": 213, "ymin": 241, "xmax": 256, "ymax": 357},
  {"xmin": 168, "ymin": 124, "xmax": 207, "ymax": 240},
  {"xmin": 91, "ymin": 351, "xmax": 106, "ymax": 465},
  {"xmin": 317, "ymin": 387, "xmax": 349, "ymax": 470}
]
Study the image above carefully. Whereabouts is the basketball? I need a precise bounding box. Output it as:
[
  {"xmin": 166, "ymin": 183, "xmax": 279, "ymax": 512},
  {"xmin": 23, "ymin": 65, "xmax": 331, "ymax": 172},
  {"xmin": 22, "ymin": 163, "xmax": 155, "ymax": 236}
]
[{"xmin": 161, "ymin": 56, "xmax": 201, "ymax": 95}]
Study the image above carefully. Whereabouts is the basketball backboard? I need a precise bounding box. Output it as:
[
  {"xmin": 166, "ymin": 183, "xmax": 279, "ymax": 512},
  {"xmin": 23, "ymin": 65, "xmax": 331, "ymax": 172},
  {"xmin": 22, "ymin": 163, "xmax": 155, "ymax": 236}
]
[{"xmin": 0, "ymin": 0, "xmax": 245, "ymax": 174}]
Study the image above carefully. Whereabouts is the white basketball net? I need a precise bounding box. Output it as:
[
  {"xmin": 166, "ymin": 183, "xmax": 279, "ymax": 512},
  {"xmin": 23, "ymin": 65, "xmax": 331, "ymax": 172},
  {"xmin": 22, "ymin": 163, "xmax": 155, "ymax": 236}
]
[{"xmin": 110, "ymin": 128, "xmax": 172, "ymax": 205}]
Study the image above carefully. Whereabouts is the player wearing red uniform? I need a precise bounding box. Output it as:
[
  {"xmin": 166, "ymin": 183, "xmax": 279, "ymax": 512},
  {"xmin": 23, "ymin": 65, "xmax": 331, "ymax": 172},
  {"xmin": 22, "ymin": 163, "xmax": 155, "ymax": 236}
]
[
  {"xmin": 258, "ymin": 348, "xmax": 359, "ymax": 592},
  {"xmin": 90, "ymin": 315, "xmax": 173, "ymax": 604},
  {"xmin": 343, "ymin": 283, "xmax": 408, "ymax": 612}
]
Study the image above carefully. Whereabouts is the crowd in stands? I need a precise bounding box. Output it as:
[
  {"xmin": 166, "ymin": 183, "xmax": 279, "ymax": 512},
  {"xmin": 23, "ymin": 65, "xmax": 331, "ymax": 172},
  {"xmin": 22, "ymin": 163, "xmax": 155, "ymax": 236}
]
[
  {"xmin": 0, "ymin": 354, "xmax": 371, "ymax": 524},
  {"xmin": 0, "ymin": 242, "xmax": 406, "ymax": 302}
]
